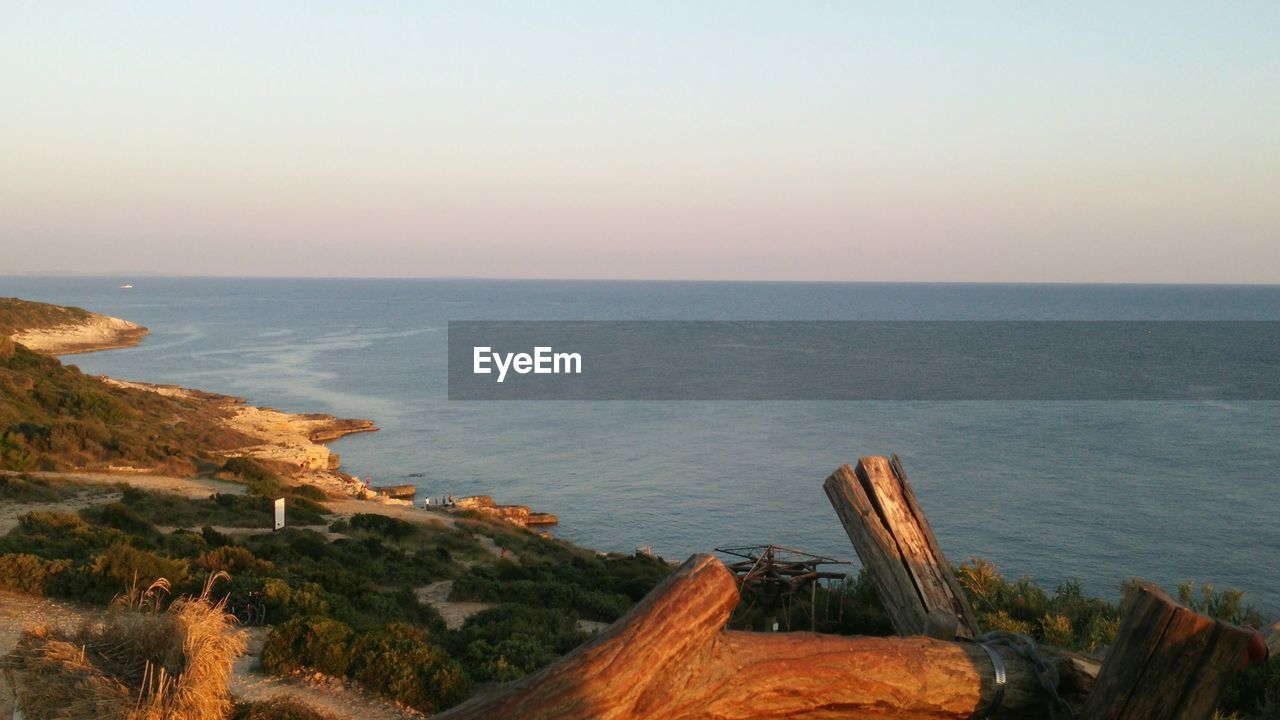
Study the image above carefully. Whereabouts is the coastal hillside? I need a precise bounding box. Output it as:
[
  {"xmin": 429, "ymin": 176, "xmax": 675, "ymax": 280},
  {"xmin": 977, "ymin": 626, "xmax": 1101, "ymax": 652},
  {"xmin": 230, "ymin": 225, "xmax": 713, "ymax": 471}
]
[
  {"xmin": 1, "ymin": 298, "xmax": 372, "ymax": 486},
  {"xmin": 1, "ymin": 298, "xmax": 1275, "ymax": 719},
  {"xmin": 1, "ymin": 297, "xmax": 148, "ymax": 355},
  {"xmin": 0, "ymin": 338, "xmax": 253, "ymax": 474}
]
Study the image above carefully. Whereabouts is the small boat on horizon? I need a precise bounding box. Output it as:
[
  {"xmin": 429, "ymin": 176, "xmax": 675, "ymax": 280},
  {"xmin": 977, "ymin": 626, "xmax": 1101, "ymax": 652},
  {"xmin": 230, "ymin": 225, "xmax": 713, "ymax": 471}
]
[{"xmin": 119, "ymin": 284, "xmax": 133, "ymax": 289}]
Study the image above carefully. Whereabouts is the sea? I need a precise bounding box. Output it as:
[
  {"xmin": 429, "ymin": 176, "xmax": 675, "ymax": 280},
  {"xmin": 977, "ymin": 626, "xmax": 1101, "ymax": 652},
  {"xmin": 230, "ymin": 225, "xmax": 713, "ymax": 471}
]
[{"xmin": 5, "ymin": 277, "xmax": 1278, "ymax": 612}]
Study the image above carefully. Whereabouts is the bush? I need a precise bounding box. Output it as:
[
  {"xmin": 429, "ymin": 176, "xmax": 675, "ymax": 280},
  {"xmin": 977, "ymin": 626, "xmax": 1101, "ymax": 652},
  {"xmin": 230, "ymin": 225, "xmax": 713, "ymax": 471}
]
[
  {"xmin": 221, "ymin": 457, "xmax": 285, "ymax": 497},
  {"xmin": 349, "ymin": 623, "xmax": 470, "ymax": 713},
  {"xmin": 450, "ymin": 561, "xmax": 633, "ymax": 622},
  {"xmin": 91, "ymin": 542, "xmax": 190, "ymax": 591},
  {"xmin": 196, "ymin": 546, "xmax": 274, "ymax": 575},
  {"xmin": 448, "ymin": 604, "xmax": 589, "ymax": 682},
  {"xmin": 957, "ymin": 558, "xmax": 1124, "ymax": 653},
  {"xmin": 0, "ymin": 553, "xmax": 72, "ymax": 594},
  {"xmin": 349, "ymin": 513, "xmax": 419, "ymax": 541},
  {"xmin": 0, "ymin": 474, "xmax": 79, "ymax": 502},
  {"xmin": 290, "ymin": 484, "xmax": 329, "ymax": 501},
  {"xmin": 261, "ymin": 579, "xmax": 332, "ymax": 620},
  {"xmin": 0, "ymin": 510, "xmax": 120, "ymax": 562},
  {"xmin": 260, "ymin": 616, "xmax": 354, "ymax": 676},
  {"xmin": 80, "ymin": 501, "xmax": 157, "ymax": 536}
]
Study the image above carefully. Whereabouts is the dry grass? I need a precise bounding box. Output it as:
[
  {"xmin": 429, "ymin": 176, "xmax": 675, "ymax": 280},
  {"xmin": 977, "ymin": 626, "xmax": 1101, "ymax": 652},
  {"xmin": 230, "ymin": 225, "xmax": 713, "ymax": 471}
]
[{"xmin": 2, "ymin": 573, "xmax": 247, "ymax": 720}]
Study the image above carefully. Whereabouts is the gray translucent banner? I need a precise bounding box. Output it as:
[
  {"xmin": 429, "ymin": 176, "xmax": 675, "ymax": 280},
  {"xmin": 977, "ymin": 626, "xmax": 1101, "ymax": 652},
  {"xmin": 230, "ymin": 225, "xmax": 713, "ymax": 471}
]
[{"xmin": 447, "ymin": 321, "xmax": 1280, "ymax": 400}]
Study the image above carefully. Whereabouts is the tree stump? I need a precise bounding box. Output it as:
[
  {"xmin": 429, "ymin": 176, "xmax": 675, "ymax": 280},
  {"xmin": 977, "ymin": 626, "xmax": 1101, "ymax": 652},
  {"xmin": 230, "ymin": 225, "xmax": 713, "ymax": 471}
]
[
  {"xmin": 435, "ymin": 554, "xmax": 1096, "ymax": 720},
  {"xmin": 1081, "ymin": 583, "xmax": 1254, "ymax": 719},
  {"xmin": 823, "ymin": 455, "xmax": 981, "ymax": 639}
]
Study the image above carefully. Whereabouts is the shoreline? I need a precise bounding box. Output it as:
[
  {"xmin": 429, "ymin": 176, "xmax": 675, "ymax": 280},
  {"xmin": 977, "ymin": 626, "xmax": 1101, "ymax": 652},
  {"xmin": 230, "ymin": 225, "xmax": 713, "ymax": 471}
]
[
  {"xmin": 5, "ymin": 297, "xmax": 549, "ymax": 524},
  {"xmin": 101, "ymin": 377, "xmax": 380, "ymax": 497},
  {"xmin": 10, "ymin": 312, "xmax": 149, "ymax": 355}
]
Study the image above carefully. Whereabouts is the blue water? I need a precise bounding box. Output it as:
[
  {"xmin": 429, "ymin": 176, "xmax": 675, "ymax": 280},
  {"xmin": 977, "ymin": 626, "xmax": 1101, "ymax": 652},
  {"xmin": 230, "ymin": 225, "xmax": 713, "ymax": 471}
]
[{"xmin": 5, "ymin": 277, "xmax": 1279, "ymax": 611}]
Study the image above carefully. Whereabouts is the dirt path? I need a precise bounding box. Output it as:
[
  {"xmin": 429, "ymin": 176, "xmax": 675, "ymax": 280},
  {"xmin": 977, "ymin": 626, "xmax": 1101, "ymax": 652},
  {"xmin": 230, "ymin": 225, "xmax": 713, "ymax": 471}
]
[
  {"xmin": 415, "ymin": 581, "xmax": 495, "ymax": 630},
  {"xmin": 16, "ymin": 470, "xmax": 245, "ymax": 498},
  {"xmin": 0, "ymin": 590, "xmax": 420, "ymax": 720},
  {"xmin": 0, "ymin": 471, "xmax": 247, "ymax": 535}
]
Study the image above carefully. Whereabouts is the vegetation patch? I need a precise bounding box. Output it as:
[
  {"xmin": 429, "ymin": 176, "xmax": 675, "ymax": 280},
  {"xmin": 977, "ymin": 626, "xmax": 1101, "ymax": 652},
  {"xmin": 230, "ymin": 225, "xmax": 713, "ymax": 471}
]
[
  {"xmin": 84, "ymin": 486, "xmax": 328, "ymax": 530},
  {"xmin": 1, "ymin": 341, "xmax": 253, "ymax": 473},
  {"xmin": 0, "ymin": 473, "xmax": 86, "ymax": 503},
  {"xmin": 447, "ymin": 604, "xmax": 590, "ymax": 682},
  {"xmin": 0, "ymin": 297, "xmax": 92, "ymax": 337},
  {"xmin": 260, "ymin": 618, "xmax": 469, "ymax": 714},
  {"xmin": 449, "ymin": 551, "xmax": 673, "ymax": 622},
  {"xmin": 0, "ymin": 579, "xmax": 246, "ymax": 720}
]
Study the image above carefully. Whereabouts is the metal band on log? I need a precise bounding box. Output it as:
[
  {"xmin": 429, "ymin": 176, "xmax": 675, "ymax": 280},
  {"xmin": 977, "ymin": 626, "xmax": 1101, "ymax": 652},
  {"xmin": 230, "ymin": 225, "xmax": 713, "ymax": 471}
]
[
  {"xmin": 435, "ymin": 554, "xmax": 1095, "ymax": 720},
  {"xmin": 823, "ymin": 455, "xmax": 981, "ymax": 639},
  {"xmin": 1081, "ymin": 582, "xmax": 1255, "ymax": 719}
]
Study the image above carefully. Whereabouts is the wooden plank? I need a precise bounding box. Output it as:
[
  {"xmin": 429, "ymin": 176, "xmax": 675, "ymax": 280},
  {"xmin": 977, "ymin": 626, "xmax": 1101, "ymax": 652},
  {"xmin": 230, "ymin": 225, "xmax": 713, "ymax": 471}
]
[
  {"xmin": 1134, "ymin": 607, "xmax": 1220, "ymax": 718},
  {"xmin": 889, "ymin": 454, "xmax": 982, "ymax": 635},
  {"xmin": 1081, "ymin": 582, "xmax": 1253, "ymax": 719},
  {"xmin": 823, "ymin": 463, "xmax": 928, "ymax": 634},
  {"xmin": 1175, "ymin": 620, "xmax": 1254, "ymax": 719},
  {"xmin": 1081, "ymin": 583, "xmax": 1179, "ymax": 718},
  {"xmin": 823, "ymin": 456, "xmax": 980, "ymax": 638},
  {"xmin": 435, "ymin": 554, "xmax": 1099, "ymax": 720}
]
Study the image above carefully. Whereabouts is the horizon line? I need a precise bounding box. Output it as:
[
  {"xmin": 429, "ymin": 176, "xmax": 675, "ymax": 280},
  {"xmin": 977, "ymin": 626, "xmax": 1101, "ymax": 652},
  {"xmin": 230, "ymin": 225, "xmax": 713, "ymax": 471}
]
[{"xmin": 3, "ymin": 272, "xmax": 1280, "ymax": 288}]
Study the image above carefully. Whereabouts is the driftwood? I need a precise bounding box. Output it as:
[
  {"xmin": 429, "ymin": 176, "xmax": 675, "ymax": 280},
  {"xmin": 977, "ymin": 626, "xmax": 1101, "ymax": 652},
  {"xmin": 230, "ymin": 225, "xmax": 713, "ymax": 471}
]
[
  {"xmin": 823, "ymin": 456, "xmax": 981, "ymax": 639},
  {"xmin": 1081, "ymin": 583, "xmax": 1254, "ymax": 719},
  {"xmin": 436, "ymin": 554, "xmax": 1096, "ymax": 720}
]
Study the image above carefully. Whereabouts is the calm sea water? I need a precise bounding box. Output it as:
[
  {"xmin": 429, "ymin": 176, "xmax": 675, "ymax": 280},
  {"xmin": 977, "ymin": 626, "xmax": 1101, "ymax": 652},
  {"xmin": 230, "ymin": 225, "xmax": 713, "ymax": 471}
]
[{"xmin": 5, "ymin": 277, "xmax": 1279, "ymax": 611}]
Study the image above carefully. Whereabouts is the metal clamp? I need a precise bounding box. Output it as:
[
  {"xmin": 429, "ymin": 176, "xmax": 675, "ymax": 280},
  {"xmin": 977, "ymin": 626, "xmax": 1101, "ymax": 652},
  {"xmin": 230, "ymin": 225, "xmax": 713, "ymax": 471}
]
[{"xmin": 975, "ymin": 641, "xmax": 1007, "ymax": 719}]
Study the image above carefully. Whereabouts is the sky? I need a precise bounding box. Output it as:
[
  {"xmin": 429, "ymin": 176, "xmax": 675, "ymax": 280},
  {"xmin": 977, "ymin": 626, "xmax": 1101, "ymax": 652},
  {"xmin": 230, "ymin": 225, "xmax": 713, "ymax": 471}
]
[{"xmin": 1, "ymin": 2, "xmax": 1277, "ymax": 282}]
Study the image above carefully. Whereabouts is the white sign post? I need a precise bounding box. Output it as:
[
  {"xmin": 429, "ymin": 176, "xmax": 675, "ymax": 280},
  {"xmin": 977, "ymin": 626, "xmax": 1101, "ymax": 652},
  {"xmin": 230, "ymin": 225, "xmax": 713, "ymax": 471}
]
[{"xmin": 273, "ymin": 497, "xmax": 286, "ymax": 531}]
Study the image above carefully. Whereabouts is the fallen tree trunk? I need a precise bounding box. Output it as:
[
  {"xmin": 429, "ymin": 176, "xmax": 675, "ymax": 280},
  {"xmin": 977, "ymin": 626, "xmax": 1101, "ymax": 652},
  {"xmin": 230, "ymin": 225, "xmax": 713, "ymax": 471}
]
[{"xmin": 436, "ymin": 554, "xmax": 1096, "ymax": 720}]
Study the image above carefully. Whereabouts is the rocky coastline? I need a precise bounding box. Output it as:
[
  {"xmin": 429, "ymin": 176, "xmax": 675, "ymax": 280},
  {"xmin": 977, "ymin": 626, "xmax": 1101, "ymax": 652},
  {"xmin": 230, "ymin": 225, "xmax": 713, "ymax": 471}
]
[{"xmin": 9, "ymin": 312, "xmax": 148, "ymax": 355}]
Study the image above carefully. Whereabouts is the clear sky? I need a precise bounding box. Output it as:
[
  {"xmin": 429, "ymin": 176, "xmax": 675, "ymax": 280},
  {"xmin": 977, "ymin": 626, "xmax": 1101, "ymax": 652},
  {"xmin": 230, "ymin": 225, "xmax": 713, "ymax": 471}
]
[{"xmin": 2, "ymin": 2, "xmax": 1277, "ymax": 282}]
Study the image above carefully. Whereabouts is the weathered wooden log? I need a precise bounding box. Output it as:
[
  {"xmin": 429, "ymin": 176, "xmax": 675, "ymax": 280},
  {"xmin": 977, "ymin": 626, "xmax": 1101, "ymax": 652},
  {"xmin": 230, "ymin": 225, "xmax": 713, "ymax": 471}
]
[
  {"xmin": 436, "ymin": 554, "xmax": 1096, "ymax": 720},
  {"xmin": 1081, "ymin": 582, "xmax": 1254, "ymax": 719},
  {"xmin": 823, "ymin": 455, "xmax": 981, "ymax": 639}
]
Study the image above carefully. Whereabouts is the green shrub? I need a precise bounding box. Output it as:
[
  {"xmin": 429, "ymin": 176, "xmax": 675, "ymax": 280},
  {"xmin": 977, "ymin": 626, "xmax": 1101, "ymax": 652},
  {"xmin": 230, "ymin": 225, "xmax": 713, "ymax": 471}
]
[
  {"xmin": 262, "ymin": 578, "xmax": 332, "ymax": 618},
  {"xmin": 447, "ymin": 550, "xmax": 671, "ymax": 623},
  {"xmin": 0, "ymin": 474, "xmax": 79, "ymax": 502},
  {"xmin": 90, "ymin": 541, "xmax": 190, "ymax": 589},
  {"xmin": 349, "ymin": 623, "xmax": 469, "ymax": 713},
  {"xmin": 260, "ymin": 616, "xmax": 355, "ymax": 676},
  {"xmin": 196, "ymin": 545, "xmax": 274, "ymax": 575},
  {"xmin": 449, "ymin": 559, "xmax": 642, "ymax": 622},
  {"xmin": 448, "ymin": 604, "xmax": 589, "ymax": 682},
  {"xmin": 80, "ymin": 502, "xmax": 157, "ymax": 536},
  {"xmin": 221, "ymin": 457, "xmax": 285, "ymax": 497},
  {"xmin": 0, "ymin": 510, "xmax": 120, "ymax": 562},
  {"xmin": 349, "ymin": 513, "xmax": 419, "ymax": 541},
  {"xmin": 101, "ymin": 487, "xmax": 325, "ymax": 529},
  {"xmin": 0, "ymin": 553, "xmax": 72, "ymax": 593},
  {"xmin": 290, "ymin": 484, "xmax": 329, "ymax": 501}
]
